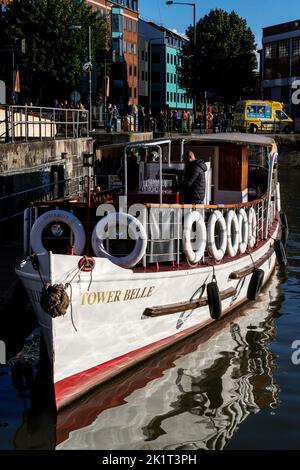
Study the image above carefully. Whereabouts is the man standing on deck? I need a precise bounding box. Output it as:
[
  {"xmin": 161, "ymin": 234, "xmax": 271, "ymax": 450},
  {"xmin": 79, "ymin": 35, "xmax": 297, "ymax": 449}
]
[{"xmin": 183, "ymin": 150, "xmax": 207, "ymax": 204}]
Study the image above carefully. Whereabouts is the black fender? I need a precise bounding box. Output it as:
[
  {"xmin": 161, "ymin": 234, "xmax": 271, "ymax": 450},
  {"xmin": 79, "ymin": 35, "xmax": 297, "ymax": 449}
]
[
  {"xmin": 247, "ymin": 268, "xmax": 264, "ymax": 301},
  {"xmin": 207, "ymin": 282, "xmax": 222, "ymax": 320},
  {"xmin": 274, "ymin": 240, "xmax": 287, "ymax": 267}
]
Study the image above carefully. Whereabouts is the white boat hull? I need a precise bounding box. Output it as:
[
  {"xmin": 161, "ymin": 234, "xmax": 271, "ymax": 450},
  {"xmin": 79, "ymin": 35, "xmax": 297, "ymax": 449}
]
[{"xmin": 16, "ymin": 223, "xmax": 278, "ymax": 410}]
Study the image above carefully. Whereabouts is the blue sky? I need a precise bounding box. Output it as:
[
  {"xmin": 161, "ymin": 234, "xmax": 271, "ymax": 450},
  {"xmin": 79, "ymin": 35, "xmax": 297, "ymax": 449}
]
[{"xmin": 139, "ymin": 0, "xmax": 300, "ymax": 46}]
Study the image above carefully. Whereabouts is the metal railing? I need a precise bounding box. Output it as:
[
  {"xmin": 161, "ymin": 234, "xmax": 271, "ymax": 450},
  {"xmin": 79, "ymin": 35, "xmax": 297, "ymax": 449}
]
[
  {"xmin": 0, "ymin": 105, "xmax": 89, "ymax": 143},
  {"xmin": 140, "ymin": 198, "xmax": 268, "ymax": 269}
]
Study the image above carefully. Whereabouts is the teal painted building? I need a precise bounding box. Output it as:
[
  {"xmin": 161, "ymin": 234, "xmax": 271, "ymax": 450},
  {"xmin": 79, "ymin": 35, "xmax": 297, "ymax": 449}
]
[{"xmin": 139, "ymin": 20, "xmax": 193, "ymax": 112}]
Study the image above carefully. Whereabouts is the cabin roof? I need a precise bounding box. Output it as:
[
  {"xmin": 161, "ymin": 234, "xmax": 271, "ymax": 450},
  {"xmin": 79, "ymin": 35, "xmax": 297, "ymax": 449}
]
[
  {"xmin": 185, "ymin": 133, "xmax": 275, "ymax": 146},
  {"xmin": 95, "ymin": 133, "xmax": 275, "ymax": 154}
]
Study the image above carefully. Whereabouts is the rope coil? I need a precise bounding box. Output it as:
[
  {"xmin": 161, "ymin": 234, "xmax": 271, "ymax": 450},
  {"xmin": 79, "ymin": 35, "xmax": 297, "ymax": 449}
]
[{"xmin": 40, "ymin": 283, "xmax": 70, "ymax": 318}]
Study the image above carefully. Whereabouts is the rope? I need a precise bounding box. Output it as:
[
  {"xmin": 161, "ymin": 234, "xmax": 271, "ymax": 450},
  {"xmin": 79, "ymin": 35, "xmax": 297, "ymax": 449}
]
[
  {"xmin": 65, "ymin": 283, "xmax": 77, "ymax": 333},
  {"xmin": 212, "ymin": 265, "xmax": 217, "ymax": 283},
  {"xmin": 246, "ymin": 248, "xmax": 256, "ymax": 268}
]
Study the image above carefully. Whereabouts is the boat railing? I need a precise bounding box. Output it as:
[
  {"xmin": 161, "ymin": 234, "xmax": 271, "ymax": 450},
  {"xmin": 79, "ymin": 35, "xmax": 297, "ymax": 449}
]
[{"xmin": 140, "ymin": 197, "xmax": 272, "ymax": 268}]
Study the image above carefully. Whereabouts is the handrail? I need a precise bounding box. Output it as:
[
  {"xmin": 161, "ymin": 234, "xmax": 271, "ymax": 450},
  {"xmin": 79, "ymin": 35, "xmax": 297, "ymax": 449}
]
[
  {"xmin": 145, "ymin": 196, "xmax": 267, "ymax": 210},
  {"xmin": 0, "ymin": 105, "xmax": 89, "ymax": 142}
]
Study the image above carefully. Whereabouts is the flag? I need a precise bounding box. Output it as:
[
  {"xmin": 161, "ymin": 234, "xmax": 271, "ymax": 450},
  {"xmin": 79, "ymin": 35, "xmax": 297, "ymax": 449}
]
[{"xmin": 14, "ymin": 68, "xmax": 20, "ymax": 93}]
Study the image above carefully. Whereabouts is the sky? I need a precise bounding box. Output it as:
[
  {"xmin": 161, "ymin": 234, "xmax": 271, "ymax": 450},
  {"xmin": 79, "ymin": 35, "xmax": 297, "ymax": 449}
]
[{"xmin": 139, "ymin": 0, "xmax": 300, "ymax": 47}]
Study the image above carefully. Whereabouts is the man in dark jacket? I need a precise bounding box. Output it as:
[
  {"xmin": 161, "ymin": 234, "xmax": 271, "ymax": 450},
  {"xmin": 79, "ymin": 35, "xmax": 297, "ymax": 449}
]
[{"xmin": 183, "ymin": 150, "xmax": 207, "ymax": 204}]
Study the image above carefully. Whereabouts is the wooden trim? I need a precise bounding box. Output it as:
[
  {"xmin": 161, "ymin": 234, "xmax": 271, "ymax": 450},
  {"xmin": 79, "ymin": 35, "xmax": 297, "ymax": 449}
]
[
  {"xmin": 143, "ymin": 286, "xmax": 237, "ymax": 318},
  {"xmin": 229, "ymin": 247, "xmax": 274, "ymax": 280},
  {"xmin": 145, "ymin": 197, "xmax": 266, "ymax": 210}
]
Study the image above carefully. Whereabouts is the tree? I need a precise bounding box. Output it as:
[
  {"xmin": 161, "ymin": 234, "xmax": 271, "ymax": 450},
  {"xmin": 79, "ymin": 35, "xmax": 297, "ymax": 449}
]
[
  {"xmin": 178, "ymin": 9, "xmax": 258, "ymax": 104},
  {"xmin": 0, "ymin": 0, "xmax": 109, "ymax": 104}
]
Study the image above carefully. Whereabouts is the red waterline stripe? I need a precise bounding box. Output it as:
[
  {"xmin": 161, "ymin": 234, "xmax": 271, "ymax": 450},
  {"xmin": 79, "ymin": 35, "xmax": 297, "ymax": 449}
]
[{"xmin": 55, "ymin": 318, "xmax": 212, "ymax": 410}]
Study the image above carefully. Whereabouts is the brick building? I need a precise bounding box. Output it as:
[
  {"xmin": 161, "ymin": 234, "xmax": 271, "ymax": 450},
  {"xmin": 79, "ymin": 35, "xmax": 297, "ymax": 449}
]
[{"xmin": 87, "ymin": 1, "xmax": 139, "ymax": 111}]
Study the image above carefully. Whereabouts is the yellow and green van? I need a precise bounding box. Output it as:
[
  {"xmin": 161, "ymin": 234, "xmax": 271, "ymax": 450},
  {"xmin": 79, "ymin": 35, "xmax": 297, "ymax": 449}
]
[{"xmin": 233, "ymin": 100, "xmax": 294, "ymax": 134}]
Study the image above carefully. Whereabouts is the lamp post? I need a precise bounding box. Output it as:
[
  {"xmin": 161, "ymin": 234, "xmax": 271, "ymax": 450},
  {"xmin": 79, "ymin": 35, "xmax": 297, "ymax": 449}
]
[
  {"xmin": 69, "ymin": 25, "xmax": 93, "ymax": 133},
  {"xmin": 166, "ymin": 1, "xmax": 197, "ymax": 125}
]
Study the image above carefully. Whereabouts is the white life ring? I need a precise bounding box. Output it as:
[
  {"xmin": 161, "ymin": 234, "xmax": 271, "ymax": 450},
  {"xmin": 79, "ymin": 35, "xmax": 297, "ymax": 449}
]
[
  {"xmin": 238, "ymin": 208, "xmax": 248, "ymax": 254},
  {"xmin": 207, "ymin": 210, "xmax": 227, "ymax": 261},
  {"xmin": 92, "ymin": 212, "xmax": 147, "ymax": 268},
  {"xmin": 248, "ymin": 207, "xmax": 257, "ymax": 249},
  {"xmin": 183, "ymin": 211, "xmax": 207, "ymax": 263},
  {"xmin": 30, "ymin": 210, "xmax": 86, "ymax": 255},
  {"xmin": 225, "ymin": 210, "xmax": 239, "ymax": 257}
]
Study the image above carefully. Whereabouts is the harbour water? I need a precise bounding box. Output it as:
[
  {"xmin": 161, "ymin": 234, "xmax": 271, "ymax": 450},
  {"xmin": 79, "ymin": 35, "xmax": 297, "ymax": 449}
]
[{"xmin": 0, "ymin": 164, "xmax": 300, "ymax": 450}]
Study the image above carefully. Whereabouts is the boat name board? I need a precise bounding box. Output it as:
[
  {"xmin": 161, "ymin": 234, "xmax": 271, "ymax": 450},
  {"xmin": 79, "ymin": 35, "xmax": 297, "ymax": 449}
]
[{"xmin": 81, "ymin": 286, "xmax": 156, "ymax": 305}]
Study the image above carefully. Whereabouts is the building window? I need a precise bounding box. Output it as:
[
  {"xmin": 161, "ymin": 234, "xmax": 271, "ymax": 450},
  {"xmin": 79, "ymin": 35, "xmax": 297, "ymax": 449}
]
[
  {"xmin": 152, "ymin": 72, "xmax": 161, "ymax": 83},
  {"xmin": 265, "ymin": 42, "xmax": 277, "ymax": 59},
  {"xmin": 129, "ymin": 88, "xmax": 132, "ymax": 98},
  {"xmin": 133, "ymin": 21, "xmax": 137, "ymax": 33},
  {"xmin": 167, "ymin": 53, "xmax": 170, "ymax": 63},
  {"xmin": 278, "ymin": 40, "xmax": 289, "ymax": 57},
  {"xmin": 129, "ymin": 42, "xmax": 132, "ymax": 54},
  {"xmin": 170, "ymin": 54, "xmax": 173, "ymax": 65},
  {"xmin": 167, "ymin": 72, "xmax": 169, "ymax": 82},
  {"xmin": 134, "ymin": 88, "xmax": 137, "ymax": 98},
  {"xmin": 145, "ymin": 71, "xmax": 148, "ymax": 81},
  {"xmin": 142, "ymin": 50, "xmax": 144, "ymax": 61},
  {"xmin": 124, "ymin": 40, "xmax": 127, "ymax": 53},
  {"xmin": 145, "ymin": 51, "xmax": 148, "ymax": 62},
  {"xmin": 129, "ymin": 65, "xmax": 132, "ymax": 76},
  {"xmin": 134, "ymin": 66, "xmax": 137, "ymax": 76},
  {"xmin": 293, "ymin": 37, "xmax": 300, "ymax": 56},
  {"xmin": 124, "ymin": 17, "xmax": 127, "ymax": 30},
  {"xmin": 129, "ymin": 19, "xmax": 132, "ymax": 32},
  {"xmin": 167, "ymin": 91, "xmax": 169, "ymax": 101},
  {"xmin": 152, "ymin": 52, "xmax": 160, "ymax": 63},
  {"xmin": 142, "ymin": 71, "xmax": 145, "ymax": 80},
  {"xmin": 152, "ymin": 91, "xmax": 161, "ymax": 102},
  {"xmin": 133, "ymin": 43, "xmax": 137, "ymax": 55},
  {"xmin": 112, "ymin": 13, "xmax": 123, "ymax": 33}
]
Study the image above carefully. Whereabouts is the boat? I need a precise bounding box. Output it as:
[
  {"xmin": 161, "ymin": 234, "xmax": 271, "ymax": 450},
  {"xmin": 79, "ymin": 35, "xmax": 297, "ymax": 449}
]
[
  {"xmin": 15, "ymin": 133, "xmax": 288, "ymax": 411},
  {"xmin": 55, "ymin": 273, "xmax": 281, "ymax": 450}
]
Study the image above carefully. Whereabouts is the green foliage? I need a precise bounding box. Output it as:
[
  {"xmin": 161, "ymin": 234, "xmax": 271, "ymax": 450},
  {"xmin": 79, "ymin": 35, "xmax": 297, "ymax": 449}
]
[
  {"xmin": 178, "ymin": 9, "xmax": 258, "ymax": 103},
  {"xmin": 0, "ymin": 0, "xmax": 109, "ymax": 104}
]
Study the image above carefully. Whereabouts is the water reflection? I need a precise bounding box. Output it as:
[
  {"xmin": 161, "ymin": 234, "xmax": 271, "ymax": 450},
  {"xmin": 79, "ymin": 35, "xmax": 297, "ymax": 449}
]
[{"xmin": 56, "ymin": 273, "xmax": 282, "ymax": 450}]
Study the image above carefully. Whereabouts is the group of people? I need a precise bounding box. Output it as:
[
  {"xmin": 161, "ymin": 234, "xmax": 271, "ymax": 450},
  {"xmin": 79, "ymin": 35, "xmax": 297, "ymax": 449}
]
[{"xmin": 53, "ymin": 99, "xmax": 86, "ymax": 111}]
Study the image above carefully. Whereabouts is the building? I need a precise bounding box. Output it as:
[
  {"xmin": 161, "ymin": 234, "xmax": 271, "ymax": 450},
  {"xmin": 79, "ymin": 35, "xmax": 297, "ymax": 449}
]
[
  {"xmin": 138, "ymin": 33, "xmax": 148, "ymax": 108},
  {"xmin": 1, "ymin": 0, "xmax": 139, "ymax": 111},
  {"xmin": 88, "ymin": 1, "xmax": 139, "ymax": 111},
  {"xmin": 261, "ymin": 19, "xmax": 300, "ymax": 118},
  {"xmin": 139, "ymin": 19, "xmax": 193, "ymax": 113}
]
